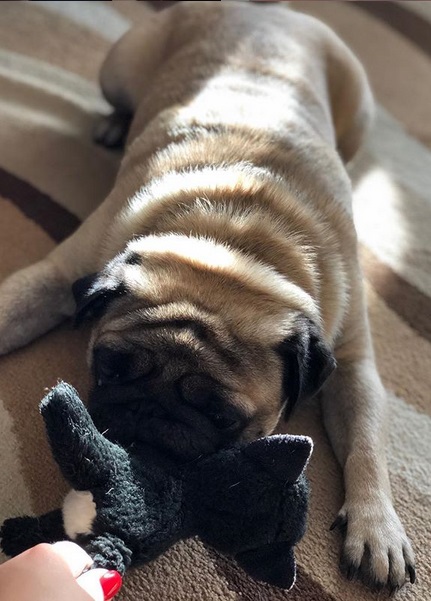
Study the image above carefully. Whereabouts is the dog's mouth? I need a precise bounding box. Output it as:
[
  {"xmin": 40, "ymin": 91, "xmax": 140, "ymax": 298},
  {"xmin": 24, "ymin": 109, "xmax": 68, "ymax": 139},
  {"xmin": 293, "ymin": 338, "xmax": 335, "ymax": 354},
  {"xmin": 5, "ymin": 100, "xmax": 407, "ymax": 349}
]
[{"xmin": 87, "ymin": 387, "xmax": 241, "ymax": 460}]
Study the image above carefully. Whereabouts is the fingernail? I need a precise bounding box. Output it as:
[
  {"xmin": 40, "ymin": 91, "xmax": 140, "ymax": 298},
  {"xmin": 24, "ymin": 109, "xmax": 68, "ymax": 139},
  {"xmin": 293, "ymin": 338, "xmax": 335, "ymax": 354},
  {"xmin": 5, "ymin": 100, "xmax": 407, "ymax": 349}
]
[{"xmin": 100, "ymin": 570, "xmax": 122, "ymax": 600}]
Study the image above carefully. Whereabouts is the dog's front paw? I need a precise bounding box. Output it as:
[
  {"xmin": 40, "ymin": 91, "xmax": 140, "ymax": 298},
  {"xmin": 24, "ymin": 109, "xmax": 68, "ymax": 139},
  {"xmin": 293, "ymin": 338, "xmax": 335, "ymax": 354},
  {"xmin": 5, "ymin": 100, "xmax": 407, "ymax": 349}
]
[
  {"xmin": 331, "ymin": 497, "xmax": 415, "ymax": 594},
  {"xmin": 0, "ymin": 263, "xmax": 74, "ymax": 355}
]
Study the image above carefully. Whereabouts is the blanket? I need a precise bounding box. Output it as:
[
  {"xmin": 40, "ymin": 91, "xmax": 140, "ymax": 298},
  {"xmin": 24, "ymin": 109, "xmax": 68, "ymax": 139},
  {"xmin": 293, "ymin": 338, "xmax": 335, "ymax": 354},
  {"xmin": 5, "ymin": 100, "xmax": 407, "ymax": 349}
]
[{"xmin": 0, "ymin": 2, "xmax": 429, "ymax": 600}]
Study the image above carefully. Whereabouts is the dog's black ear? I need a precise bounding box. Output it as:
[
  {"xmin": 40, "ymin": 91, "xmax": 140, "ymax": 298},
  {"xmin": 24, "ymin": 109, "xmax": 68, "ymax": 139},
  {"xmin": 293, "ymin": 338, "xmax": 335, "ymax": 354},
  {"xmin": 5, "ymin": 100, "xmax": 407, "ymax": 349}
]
[
  {"xmin": 276, "ymin": 316, "xmax": 336, "ymax": 419},
  {"xmin": 72, "ymin": 271, "xmax": 125, "ymax": 326}
]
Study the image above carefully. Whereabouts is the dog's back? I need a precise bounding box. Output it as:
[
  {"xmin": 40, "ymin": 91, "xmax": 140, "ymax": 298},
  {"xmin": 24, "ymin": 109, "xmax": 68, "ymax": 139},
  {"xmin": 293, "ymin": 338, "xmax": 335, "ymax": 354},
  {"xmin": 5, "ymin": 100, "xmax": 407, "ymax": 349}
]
[{"xmin": 105, "ymin": 1, "xmax": 371, "ymax": 164}]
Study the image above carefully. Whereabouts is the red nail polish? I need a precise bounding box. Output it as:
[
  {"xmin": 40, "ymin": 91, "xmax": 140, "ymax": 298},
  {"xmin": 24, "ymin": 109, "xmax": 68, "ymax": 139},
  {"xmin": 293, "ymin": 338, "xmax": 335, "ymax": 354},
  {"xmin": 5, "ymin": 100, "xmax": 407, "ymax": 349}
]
[{"xmin": 100, "ymin": 570, "xmax": 123, "ymax": 600}]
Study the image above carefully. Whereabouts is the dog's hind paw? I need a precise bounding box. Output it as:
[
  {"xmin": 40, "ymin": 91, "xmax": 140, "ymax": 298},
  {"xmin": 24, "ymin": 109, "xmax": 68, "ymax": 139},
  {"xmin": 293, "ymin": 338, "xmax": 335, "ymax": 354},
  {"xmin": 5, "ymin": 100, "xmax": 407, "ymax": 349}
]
[
  {"xmin": 93, "ymin": 111, "xmax": 131, "ymax": 149},
  {"xmin": 331, "ymin": 498, "xmax": 415, "ymax": 594}
]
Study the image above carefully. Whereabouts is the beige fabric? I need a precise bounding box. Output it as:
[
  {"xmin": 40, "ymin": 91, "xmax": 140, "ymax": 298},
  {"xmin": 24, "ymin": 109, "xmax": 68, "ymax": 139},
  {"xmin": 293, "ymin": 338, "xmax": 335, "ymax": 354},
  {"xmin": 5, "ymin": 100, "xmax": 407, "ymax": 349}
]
[
  {"xmin": 0, "ymin": 2, "xmax": 429, "ymax": 600},
  {"xmin": 297, "ymin": 0, "xmax": 431, "ymax": 148}
]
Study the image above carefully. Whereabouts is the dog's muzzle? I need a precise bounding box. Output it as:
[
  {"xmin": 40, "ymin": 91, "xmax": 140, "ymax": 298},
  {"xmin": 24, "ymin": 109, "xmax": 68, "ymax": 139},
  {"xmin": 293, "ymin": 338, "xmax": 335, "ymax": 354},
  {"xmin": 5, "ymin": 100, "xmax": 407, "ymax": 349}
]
[{"xmin": 88, "ymin": 382, "xmax": 229, "ymax": 459}]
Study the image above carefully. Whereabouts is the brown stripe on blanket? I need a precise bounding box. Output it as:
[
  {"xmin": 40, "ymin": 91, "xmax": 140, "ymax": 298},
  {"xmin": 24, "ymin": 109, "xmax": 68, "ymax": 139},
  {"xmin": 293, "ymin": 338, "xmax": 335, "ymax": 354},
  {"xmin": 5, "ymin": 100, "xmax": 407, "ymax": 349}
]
[
  {"xmin": 366, "ymin": 282, "xmax": 431, "ymax": 416},
  {"xmin": 360, "ymin": 245, "xmax": 431, "ymax": 344},
  {"xmin": 207, "ymin": 547, "xmax": 338, "ymax": 601},
  {"xmin": 355, "ymin": 1, "xmax": 431, "ymax": 58},
  {"xmin": 0, "ymin": 167, "xmax": 80, "ymax": 243}
]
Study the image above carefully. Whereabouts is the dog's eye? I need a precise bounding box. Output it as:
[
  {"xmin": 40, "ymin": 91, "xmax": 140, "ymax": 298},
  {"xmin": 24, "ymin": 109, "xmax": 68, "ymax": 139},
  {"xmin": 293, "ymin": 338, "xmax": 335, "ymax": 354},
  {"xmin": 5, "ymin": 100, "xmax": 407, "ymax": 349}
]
[
  {"xmin": 93, "ymin": 347, "xmax": 132, "ymax": 386},
  {"xmin": 93, "ymin": 346, "xmax": 155, "ymax": 386},
  {"xmin": 210, "ymin": 412, "xmax": 239, "ymax": 431}
]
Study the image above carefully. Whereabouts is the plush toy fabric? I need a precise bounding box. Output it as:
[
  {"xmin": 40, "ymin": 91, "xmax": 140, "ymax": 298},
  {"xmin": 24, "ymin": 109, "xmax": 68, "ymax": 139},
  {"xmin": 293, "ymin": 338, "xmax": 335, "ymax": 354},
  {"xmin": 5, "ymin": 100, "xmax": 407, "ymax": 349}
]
[{"xmin": 0, "ymin": 382, "xmax": 312, "ymax": 590}]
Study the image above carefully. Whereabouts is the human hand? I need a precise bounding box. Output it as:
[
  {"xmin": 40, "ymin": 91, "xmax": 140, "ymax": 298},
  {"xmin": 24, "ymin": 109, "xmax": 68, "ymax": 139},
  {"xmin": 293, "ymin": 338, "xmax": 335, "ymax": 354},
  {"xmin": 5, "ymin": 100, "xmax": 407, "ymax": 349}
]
[{"xmin": 0, "ymin": 541, "xmax": 122, "ymax": 601}]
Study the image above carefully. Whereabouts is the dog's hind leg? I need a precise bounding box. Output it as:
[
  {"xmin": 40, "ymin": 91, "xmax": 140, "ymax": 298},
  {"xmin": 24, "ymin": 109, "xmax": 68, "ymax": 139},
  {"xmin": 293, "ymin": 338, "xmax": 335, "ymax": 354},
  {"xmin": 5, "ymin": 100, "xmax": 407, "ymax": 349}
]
[
  {"xmin": 95, "ymin": 12, "xmax": 170, "ymax": 149},
  {"xmin": 321, "ymin": 301, "xmax": 415, "ymax": 593}
]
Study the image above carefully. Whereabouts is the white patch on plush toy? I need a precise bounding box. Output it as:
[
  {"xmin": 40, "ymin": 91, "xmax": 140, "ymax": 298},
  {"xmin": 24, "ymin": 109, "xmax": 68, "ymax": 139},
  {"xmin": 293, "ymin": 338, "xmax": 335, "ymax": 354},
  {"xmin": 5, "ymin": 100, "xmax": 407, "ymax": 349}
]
[{"xmin": 62, "ymin": 489, "xmax": 96, "ymax": 538}]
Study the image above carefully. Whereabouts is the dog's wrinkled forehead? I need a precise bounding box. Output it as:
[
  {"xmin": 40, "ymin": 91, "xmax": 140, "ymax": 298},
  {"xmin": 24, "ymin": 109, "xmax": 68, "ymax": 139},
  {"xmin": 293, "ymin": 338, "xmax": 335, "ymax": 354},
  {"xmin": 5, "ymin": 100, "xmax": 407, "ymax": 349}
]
[
  {"xmin": 87, "ymin": 294, "xmax": 248, "ymax": 391},
  {"xmin": 72, "ymin": 252, "xmax": 248, "ymax": 382}
]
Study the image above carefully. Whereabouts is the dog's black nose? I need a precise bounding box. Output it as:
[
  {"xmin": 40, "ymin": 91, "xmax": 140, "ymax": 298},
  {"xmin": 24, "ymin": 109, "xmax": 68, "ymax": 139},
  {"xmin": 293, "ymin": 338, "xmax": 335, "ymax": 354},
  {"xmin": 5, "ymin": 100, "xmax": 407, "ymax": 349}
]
[
  {"xmin": 178, "ymin": 374, "xmax": 245, "ymax": 436},
  {"xmin": 178, "ymin": 374, "xmax": 219, "ymax": 408}
]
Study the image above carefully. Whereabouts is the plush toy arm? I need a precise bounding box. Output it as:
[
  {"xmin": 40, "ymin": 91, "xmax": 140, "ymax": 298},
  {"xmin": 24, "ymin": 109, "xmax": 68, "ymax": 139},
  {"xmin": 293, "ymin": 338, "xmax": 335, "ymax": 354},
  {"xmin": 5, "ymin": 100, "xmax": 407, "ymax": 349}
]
[
  {"xmin": 0, "ymin": 509, "xmax": 66, "ymax": 557},
  {"xmin": 41, "ymin": 382, "xmax": 131, "ymax": 490},
  {"xmin": 1, "ymin": 514, "xmax": 133, "ymax": 577},
  {"xmin": 79, "ymin": 533, "xmax": 133, "ymax": 576}
]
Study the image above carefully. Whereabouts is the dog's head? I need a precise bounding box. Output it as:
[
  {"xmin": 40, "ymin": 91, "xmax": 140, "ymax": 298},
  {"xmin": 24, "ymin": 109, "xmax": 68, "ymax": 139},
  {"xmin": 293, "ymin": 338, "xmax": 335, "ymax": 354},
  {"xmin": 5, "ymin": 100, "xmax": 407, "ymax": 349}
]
[{"xmin": 73, "ymin": 236, "xmax": 335, "ymax": 459}]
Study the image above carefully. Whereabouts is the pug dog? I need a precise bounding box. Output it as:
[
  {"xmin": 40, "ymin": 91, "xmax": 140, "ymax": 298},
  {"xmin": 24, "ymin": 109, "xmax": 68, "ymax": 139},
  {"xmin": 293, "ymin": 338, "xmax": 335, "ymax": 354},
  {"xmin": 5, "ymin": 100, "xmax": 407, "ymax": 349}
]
[{"xmin": 0, "ymin": 1, "xmax": 414, "ymax": 592}]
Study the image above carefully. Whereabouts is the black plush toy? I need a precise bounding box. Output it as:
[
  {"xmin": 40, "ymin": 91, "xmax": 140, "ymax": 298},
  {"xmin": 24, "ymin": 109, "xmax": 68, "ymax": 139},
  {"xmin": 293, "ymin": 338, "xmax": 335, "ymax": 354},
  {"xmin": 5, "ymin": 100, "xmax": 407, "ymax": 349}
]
[{"xmin": 1, "ymin": 382, "xmax": 312, "ymax": 590}]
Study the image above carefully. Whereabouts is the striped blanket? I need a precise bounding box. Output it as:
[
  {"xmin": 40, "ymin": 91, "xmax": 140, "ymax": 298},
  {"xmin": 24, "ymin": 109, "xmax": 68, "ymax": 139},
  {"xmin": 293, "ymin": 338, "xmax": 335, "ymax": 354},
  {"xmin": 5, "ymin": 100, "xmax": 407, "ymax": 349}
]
[{"xmin": 0, "ymin": 2, "xmax": 429, "ymax": 600}]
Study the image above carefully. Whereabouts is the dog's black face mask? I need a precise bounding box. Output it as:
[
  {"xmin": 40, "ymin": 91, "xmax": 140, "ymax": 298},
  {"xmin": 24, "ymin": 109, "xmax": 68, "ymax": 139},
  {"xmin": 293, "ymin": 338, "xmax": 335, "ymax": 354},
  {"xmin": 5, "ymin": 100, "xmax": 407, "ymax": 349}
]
[{"xmin": 87, "ymin": 346, "xmax": 248, "ymax": 460}]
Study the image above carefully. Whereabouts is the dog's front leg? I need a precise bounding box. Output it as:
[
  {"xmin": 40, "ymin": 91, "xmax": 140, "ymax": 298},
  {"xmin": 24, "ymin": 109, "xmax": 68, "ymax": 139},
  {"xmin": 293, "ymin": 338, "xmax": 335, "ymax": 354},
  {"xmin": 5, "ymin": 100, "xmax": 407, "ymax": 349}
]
[
  {"xmin": 0, "ymin": 192, "xmax": 122, "ymax": 355},
  {"xmin": 321, "ymin": 345, "xmax": 415, "ymax": 592},
  {"xmin": 0, "ymin": 257, "xmax": 76, "ymax": 355}
]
